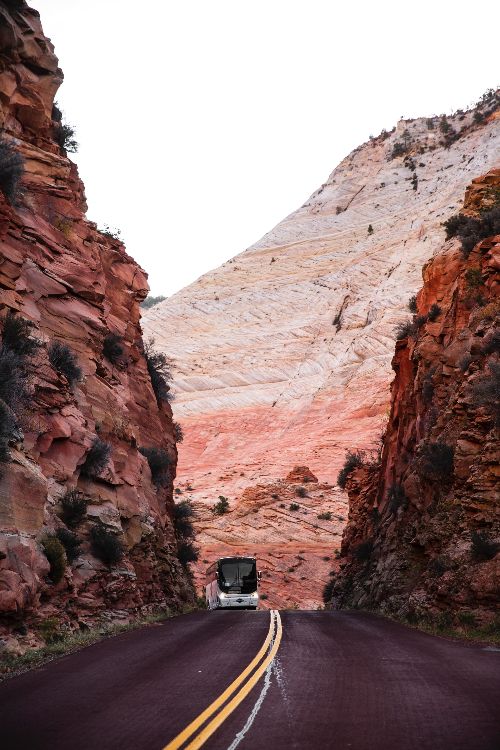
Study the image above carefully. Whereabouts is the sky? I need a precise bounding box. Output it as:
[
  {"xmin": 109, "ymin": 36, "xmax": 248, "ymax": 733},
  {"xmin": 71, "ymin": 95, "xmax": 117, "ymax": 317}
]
[{"xmin": 31, "ymin": 0, "xmax": 499, "ymax": 297}]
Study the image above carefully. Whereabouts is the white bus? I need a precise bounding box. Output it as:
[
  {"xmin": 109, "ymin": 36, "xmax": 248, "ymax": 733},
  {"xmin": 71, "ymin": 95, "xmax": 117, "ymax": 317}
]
[{"xmin": 205, "ymin": 556, "xmax": 260, "ymax": 610}]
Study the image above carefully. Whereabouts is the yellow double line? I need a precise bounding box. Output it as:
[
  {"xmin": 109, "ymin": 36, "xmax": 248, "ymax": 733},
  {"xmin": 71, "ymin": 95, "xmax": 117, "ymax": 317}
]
[{"xmin": 164, "ymin": 609, "xmax": 282, "ymax": 750}]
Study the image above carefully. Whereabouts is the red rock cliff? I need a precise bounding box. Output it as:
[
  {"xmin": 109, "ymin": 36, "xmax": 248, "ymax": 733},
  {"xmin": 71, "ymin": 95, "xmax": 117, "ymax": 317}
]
[
  {"xmin": 329, "ymin": 170, "xmax": 499, "ymax": 624},
  {"xmin": 0, "ymin": 0, "xmax": 194, "ymax": 650}
]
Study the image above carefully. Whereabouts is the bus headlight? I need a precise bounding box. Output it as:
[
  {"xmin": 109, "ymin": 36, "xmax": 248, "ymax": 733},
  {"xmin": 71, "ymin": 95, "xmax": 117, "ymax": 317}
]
[{"xmin": 219, "ymin": 593, "xmax": 226, "ymax": 599}]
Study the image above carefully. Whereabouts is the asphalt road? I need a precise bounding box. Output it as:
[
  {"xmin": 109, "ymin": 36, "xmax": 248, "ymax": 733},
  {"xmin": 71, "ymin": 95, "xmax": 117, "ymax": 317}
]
[{"xmin": 0, "ymin": 610, "xmax": 499, "ymax": 750}]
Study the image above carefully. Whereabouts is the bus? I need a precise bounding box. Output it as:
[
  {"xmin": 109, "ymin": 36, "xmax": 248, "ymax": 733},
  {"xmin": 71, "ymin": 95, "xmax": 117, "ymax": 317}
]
[{"xmin": 205, "ymin": 556, "xmax": 260, "ymax": 610}]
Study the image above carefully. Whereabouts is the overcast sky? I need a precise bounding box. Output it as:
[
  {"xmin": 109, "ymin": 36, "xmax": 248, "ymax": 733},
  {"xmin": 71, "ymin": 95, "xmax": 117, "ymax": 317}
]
[{"xmin": 31, "ymin": 0, "xmax": 499, "ymax": 297}]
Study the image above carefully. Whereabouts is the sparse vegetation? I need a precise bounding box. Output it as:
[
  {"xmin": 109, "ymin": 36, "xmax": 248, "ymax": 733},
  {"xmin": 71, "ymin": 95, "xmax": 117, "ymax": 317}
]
[
  {"xmin": 80, "ymin": 438, "xmax": 112, "ymax": 478},
  {"xmin": 144, "ymin": 338, "xmax": 173, "ymax": 404},
  {"xmin": 48, "ymin": 341, "xmax": 82, "ymax": 386},
  {"xmin": 1, "ymin": 311, "xmax": 40, "ymax": 357},
  {"xmin": 428, "ymin": 556, "xmax": 448, "ymax": 577},
  {"xmin": 173, "ymin": 421, "xmax": 184, "ymax": 443},
  {"xmin": 289, "ymin": 502, "xmax": 300, "ymax": 512},
  {"xmin": 295, "ymin": 486, "xmax": 307, "ymax": 498},
  {"xmin": 173, "ymin": 500, "xmax": 195, "ymax": 539},
  {"xmin": 471, "ymin": 531, "xmax": 499, "ymax": 561},
  {"xmin": 418, "ymin": 442, "xmax": 454, "ymax": 481},
  {"xmin": 90, "ymin": 525, "xmax": 124, "ymax": 566},
  {"xmin": 408, "ymin": 295, "xmax": 417, "ymax": 313},
  {"xmin": 140, "ymin": 295, "xmax": 166, "ymax": 310},
  {"xmin": 59, "ymin": 489, "xmax": 88, "ymax": 527},
  {"xmin": 103, "ymin": 333, "xmax": 124, "ymax": 364},
  {"xmin": 470, "ymin": 360, "xmax": 500, "ymax": 429},
  {"xmin": 318, "ymin": 512, "xmax": 332, "ymax": 521},
  {"xmin": 41, "ymin": 536, "xmax": 66, "ymax": 583},
  {"xmin": 465, "ymin": 268, "xmax": 483, "ymax": 289},
  {"xmin": 367, "ymin": 224, "xmax": 373, "ymax": 235},
  {"xmin": 443, "ymin": 205, "xmax": 500, "ymax": 257},
  {"xmin": 55, "ymin": 528, "xmax": 81, "ymax": 563},
  {"xmin": 177, "ymin": 540, "xmax": 198, "ymax": 566},
  {"xmin": 99, "ymin": 225, "xmax": 121, "ymax": 240},
  {"xmin": 394, "ymin": 318, "xmax": 417, "ymax": 340},
  {"xmin": 337, "ymin": 450, "xmax": 364, "ymax": 489},
  {"xmin": 139, "ymin": 446, "xmax": 171, "ymax": 487},
  {"xmin": 0, "ymin": 137, "xmax": 24, "ymax": 204},
  {"xmin": 213, "ymin": 495, "xmax": 230, "ymax": 515},
  {"xmin": 56, "ymin": 122, "xmax": 78, "ymax": 153},
  {"xmin": 427, "ymin": 303, "xmax": 441, "ymax": 322}
]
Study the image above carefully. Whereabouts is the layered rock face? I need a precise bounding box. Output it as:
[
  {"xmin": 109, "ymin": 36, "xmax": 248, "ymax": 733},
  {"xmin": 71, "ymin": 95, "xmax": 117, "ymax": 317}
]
[
  {"xmin": 328, "ymin": 170, "xmax": 499, "ymax": 622},
  {"xmin": 0, "ymin": 0, "xmax": 193, "ymax": 650},
  {"xmin": 145, "ymin": 90, "xmax": 499, "ymax": 605}
]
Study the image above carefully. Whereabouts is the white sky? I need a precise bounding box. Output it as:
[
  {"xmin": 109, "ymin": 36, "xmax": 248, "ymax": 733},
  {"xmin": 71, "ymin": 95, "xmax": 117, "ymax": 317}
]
[{"xmin": 31, "ymin": 0, "xmax": 499, "ymax": 296}]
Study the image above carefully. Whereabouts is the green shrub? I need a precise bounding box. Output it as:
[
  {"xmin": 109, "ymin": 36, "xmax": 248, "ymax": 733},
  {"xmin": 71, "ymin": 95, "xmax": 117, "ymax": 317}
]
[
  {"xmin": 394, "ymin": 318, "xmax": 417, "ymax": 340},
  {"xmin": 99, "ymin": 224, "xmax": 121, "ymax": 240},
  {"xmin": 173, "ymin": 500, "xmax": 195, "ymax": 538},
  {"xmin": 56, "ymin": 122, "xmax": 78, "ymax": 153},
  {"xmin": 295, "ymin": 486, "xmax": 307, "ymax": 498},
  {"xmin": 367, "ymin": 224, "xmax": 373, "ymax": 235},
  {"xmin": 103, "ymin": 333, "xmax": 124, "ymax": 364},
  {"xmin": 444, "ymin": 206, "xmax": 500, "ymax": 257},
  {"xmin": 318, "ymin": 512, "xmax": 332, "ymax": 521},
  {"xmin": 213, "ymin": 495, "xmax": 229, "ymax": 515},
  {"xmin": 1, "ymin": 310, "xmax": 40, "ymax": 357},
  {"xmin": 337, "ymin": 450, "xmax": 364, "ymax": 489},
  {"xmin": 173, "ymin": 421, "xmax": 184, "ymax": 443},
  {"xmin": 139, "ymin": 446, "xmax": 171, "ymax": 487},
  {"xmin": 289, "ymin": 502, "xmax": 300, "ymax": 511},
  {"xmin": 471, "ymin": 531, "xmax": 499, "ymax": 561},
  {"xmin": 465, "ymin": 268, "xmax": 483, "ymax": 289},
  {"xmin": 55, "ymin": 527, "xmax": 81, "ymax": 562},
  {"xmin": 48, "ymin": 341, "xmax": 82, "ymax": 386},
  {"xmin": 427, "ymin": 303, "xmax": 441, "ymax": 322},
  {"xmin": 38, "ymin": 617, "xmax": 61, "ymax": 644},
  {"xmin": 458, "ymin": 611, "xmax": 477, "ymax": 628},
  {"xmin": 60, "ymin": 489, "xmax": 88, "ymax": 527},
  {"xmin": 0, "ymin": 137, "xmax": 24, "ymax": 204},
  {"xmin": 144, "ymin": 338, "xmax": 173, "ymax": 404},
  {"xmin": 90, "ymin": 525, "xmax": 124, "ymax": 565},
  {"xmin": 81, "ymin": 438, "xmax": 111, "ymax": 478},
  {"xmin": 140, "ymin": 295, "xmax": 166, "ymax": 310},
  {"xmin": 41, "ymin": 536, "xmax": 66, "ymax": 583},
  {"xmin": 418, "ymin": 442, "xmax": 454, "ymax": 481},
  {"xmin": 177, "ymin": 540, "xmax": 198, "ymax": 566},
  {"xmin": 408, "ymin": 295, "xmax": 417, "ymax": 313},
  {"xmin": 260, "ymin": 593, "xmax": 269, "ymax": 601}
]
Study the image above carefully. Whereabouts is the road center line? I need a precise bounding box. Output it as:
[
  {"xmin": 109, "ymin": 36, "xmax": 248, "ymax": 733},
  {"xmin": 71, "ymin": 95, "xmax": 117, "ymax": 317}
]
[{"xmin": 163, "ymin": 610, "xmax": 279, "ymax": 750}]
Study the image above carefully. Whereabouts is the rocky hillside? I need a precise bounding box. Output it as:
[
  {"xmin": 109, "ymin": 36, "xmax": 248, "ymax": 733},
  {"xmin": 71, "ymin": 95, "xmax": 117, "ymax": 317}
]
[
  {"xmin": 0, "ymin": 0, "xmax": 194, "ymax": 653},
  {"xmin": 327, "ymin": 170, "xmax": 499, "ymax": 623}
]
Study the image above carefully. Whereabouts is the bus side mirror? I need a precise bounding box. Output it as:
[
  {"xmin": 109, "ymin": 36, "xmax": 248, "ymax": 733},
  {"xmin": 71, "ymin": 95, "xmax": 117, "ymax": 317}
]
[{"xmin": 257, "ymin": 571, "xmax": 262, "ymax": 581}]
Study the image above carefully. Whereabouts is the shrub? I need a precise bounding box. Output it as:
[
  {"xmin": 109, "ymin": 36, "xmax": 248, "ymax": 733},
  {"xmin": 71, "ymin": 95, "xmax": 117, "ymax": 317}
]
[
  {"xmin": 0, "ymin": 348, "xmax": 29, "ymax": 412},
  {"xmin": 391, "ymin": 141, "xmax": 407, "ymax": 159},
  {"xmin": 428, "ymin": 556, "xmax": 448, "ymax": 577},
  {"xmin": 81, "ymin": 438, "xmax": 112, "ymax": 478},
  {"xmin": 60, "ymin": 489, "xmax": 88, "ymax": 527},
  {"xmin": 411, "ymin": 173, "xmax": 418, "ymax": 191},
  {"xmin": 427, "ymin": 303, "xmax": 441, "ymax": 322},
  {"xmin": 318, "ymin": 512, "xmax": 332, "ymax": 521},
  {"xmin": 139, "ymin": 446, "xmax": 170, "ymax": 486},
  {"xmin": 353, "ymin": 539, "xmax": 373, "ymax": 561},
  {"xmin": 41, "ymin": 536, "xmax": 66, "ymax": 583},
  {"xmin": 38, "ymin": 617, "xmax": 62, "ymax": 644},
  {"xmin": 465, "ymin": 268, "xmax": 483, "ymax": 289},
  {"xmin": 173, "ymin": 500, "xmax": 195, "ymax": 538},
  {"xmin": 458, "ymin": 611, "xmax": 477, "ymax": 628},
  {"xmin": 408, "ymin": 295, "xmax": 417, "ymax": 313},
  {"xmin": 144, "ymin": 339, "xmax": 173, "ymax": 404},
  {"xmin": 55, "ymin": 528, "xmax": 81, "ymax": 563},
  {"xmin": 295, "ymin": 486, "xmax": 307, "ymax": 498},
  {"xmin": 260, "ymin": 593, "xmax": 269, "ymax": 601},
  {"xmin": 367, "ymin": 224, "xmax": 373, "ymax": 235},
  {"xmin": 322, "ymin": 578, "xmax": 335, "ymax": 604},
  {"xmin": 394, "ymin": 318, "xmax": 417, "ymax": 340},
  {"xmin": 439, "ymin": 116, "xmax": 450, "ymax": 134},
  {"xmin": 140, "ymin": 295, "xmax": 166, "ymax": 310},
  {"xmin": 213, "ymin": 495, "xmax": 229, "ymax": 515},
  {"xmin": 1, "ymin": 310, "xmax": 40, "ymax": 357},
  {"xmin": 444, "ymin": 206, "xmax": 500, "ymax": 257},
  {"xmin": 415, "ymin": 314, "xmax": 428, "ymax": 329},
  {"xmin": 426, "ymin": 118, "xmax": 435, "ymax": 130},
  {"xmin": 90, "ymin": 525, "xmax": 124, "ymax": 565},
  {"xmin": 99, "ymin": 225, "xmax": 121, "ymax": 240},
  {"xmin": 418, "ymin": 442, "xmax": 454, "ymax": 481},
  {"xmin": 471, "ymin": 531, "xmax": 499, "ymax": 561},
  {"xmin": 103, "ymin": 333, "xmax": 123, "ymax": 364},
  {"xmin": 56, "ymin": 122, "xmax": 78, "ymax": 153},
  {"xmin": 173, "ymin": 421, "xmax": 184, "ymax": 443},
  {"xmin": 337, "ymin": 450, "xmax": 364, "ymax": 489},
  {"xmin": 470, "ymin": 360, "xmax": 500, "ymax": 429},
  {"xmin": 387, "ymin": 483, "xmax": 407, "ymax": 513},
  {"xmin": 177, "ymin": 540, "xmax": 198, "ymax": 566},
  {"xmin": 48, "ymin": 341, "xmax": 82, "ymax": 386},
  {"xmin": 0, "ymin": 137, "xmax": 24, "ymax": 204},
  {"xmin": 289, "ymin": 502, "xmax": 300, "ymax": 511},
  {"xmin": 0, "ymin": 399, "xmax": 15, "ymax": 467},
  {"xmin": 481, "ymin": 329, "xmax": 500, "ymax": 355}
]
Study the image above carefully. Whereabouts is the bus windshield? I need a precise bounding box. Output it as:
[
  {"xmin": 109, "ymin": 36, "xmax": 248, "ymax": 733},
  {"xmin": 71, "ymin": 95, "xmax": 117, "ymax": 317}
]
[{"xmin": 218, "ymin": 558, "xmax": 257, "ymax": 594}]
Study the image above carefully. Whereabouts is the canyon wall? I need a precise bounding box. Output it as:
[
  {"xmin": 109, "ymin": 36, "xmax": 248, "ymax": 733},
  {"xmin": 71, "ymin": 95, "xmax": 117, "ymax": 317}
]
[
  {"xmin": 144, "ymin": 88, "xmax": 499, "ymax": 604},
  {"xmin": 0, "ymin": 0, "xmax": 193, "ymax": 652},
  {"xmin": 328, "ymin": 170, "xmax": 499, "ymax": 622}
]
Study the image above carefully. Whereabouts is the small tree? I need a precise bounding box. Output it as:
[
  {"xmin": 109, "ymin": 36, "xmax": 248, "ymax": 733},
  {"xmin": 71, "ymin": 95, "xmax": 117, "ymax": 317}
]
[
  {"xmin": 90, "ymin": 525, "xmax": 124, "ymax": 566},
  {"xmin": 80, "ymin": 438, "xmax": 112, "ymax": 478},
  {"xmin": 60, "ymin": 489, "xmax": 88, "ymax": 527},
  {"xmin": 48, "ymin": 341, "xmax": 82, "ymax": 386},
  {"xmin": 173, "ymin": 421, "xmax": 184, "ymax": 443},
  {"xmin": 173, "ymin": 500, "xmax": 195, "ymax": 539},
  {"xmin": 213, "ymin": 495, "xmax": 229, "ymax": 515},
  {"xmin": 337, "ymin": 450, "xmax": 364, "ymax": 489},
  {"xmin": 144, "ymin": 338, "xmax": 174, "ymax": 404},
  {"xmin": 367, "ymin": 224, "xmax": 374, "ymax": 235},
  {"xmin": 41, "ymin": 536, "xmax": 66, "ymax": 583},
  {"xmin": 177, "ymin": 540, "xmax": 199, "ymax": 566},
  {"xmin": 408, "ymin": 295, "xmax": 418, "ymax": 313},
  {"xmin": 139, "ymin": 446, "xmax": 171, "ymax": 486}
]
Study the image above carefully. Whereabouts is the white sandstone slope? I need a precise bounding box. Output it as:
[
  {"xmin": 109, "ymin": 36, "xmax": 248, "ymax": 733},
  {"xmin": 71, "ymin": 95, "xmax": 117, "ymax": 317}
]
[{"xmin": 144, "ymin": 107, "xmax": 500, "ymax": 505}]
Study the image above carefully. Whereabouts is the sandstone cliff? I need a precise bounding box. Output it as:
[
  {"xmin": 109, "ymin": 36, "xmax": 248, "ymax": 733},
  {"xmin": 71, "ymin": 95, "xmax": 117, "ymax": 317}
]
[
  {"xmin": 144, "ymin": 87, "xmax": 499, "ymax": 606},
  {"xmin": 0, "ymin": 0, "xmax": 194, "ymax": 652},
  {"xmin": 328, "ymin": 170, "xmax": 499, "ymax": 623}
]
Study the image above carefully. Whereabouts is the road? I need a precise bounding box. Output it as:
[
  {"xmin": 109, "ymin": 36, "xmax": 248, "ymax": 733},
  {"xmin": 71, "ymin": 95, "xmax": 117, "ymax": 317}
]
[{"xmin": 0, "ymin": 610, "xmax": 499, "ymax": 750}]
